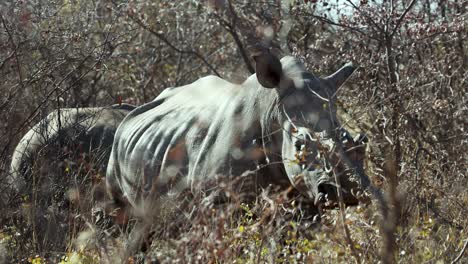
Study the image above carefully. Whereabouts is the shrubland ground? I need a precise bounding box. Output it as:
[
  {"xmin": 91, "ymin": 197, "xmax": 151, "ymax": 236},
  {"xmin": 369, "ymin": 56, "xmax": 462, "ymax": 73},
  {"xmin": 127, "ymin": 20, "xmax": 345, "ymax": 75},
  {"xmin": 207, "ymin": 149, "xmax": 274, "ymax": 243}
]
[{"xmin": 0, "ymin": 0, "xmax": 466, "ymax": 263}]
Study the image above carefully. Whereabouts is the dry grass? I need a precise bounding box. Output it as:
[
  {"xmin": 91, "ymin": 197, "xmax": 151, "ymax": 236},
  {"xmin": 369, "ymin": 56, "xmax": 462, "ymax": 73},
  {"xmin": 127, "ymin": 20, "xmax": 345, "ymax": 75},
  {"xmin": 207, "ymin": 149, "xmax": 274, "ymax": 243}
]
[
  {"xmin": 1, "ymin": 168, "xmax": 466, "ymax": 263},
  {"xmin": 0, "ymin": 0, "xmax": 466, "ymax": 263}
]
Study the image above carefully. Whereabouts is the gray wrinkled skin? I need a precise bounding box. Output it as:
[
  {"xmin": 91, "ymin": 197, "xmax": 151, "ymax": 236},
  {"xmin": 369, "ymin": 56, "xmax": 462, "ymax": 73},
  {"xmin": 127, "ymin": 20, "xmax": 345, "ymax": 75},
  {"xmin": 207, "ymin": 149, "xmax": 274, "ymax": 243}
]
[
  {"xmin": 9, "ymin": 104, "xmax": 135, "ymax": 193},
  {"xmin": 106, "ymin": 56, "xmax": 359, "ymax": 212}
]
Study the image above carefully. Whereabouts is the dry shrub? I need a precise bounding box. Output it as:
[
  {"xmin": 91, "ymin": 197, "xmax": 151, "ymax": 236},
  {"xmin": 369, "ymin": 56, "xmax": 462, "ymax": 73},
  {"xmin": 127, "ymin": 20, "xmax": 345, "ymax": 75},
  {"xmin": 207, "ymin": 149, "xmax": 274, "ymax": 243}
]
[{"xmin": 1, "ymin": 0, "xmax": 466, "ymax": 263}]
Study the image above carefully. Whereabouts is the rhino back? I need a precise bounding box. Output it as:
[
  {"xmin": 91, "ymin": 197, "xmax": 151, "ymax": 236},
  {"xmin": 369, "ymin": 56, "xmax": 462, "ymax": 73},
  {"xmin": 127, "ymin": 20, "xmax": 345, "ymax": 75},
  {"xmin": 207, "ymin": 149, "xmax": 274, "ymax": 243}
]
[
  {"xmin": 9, "ymin": 106, "xmax": 131, "ymax": 192},
  {"xmin": 106, "ymin": 76, "xmax": 278, "ymax": 207}
]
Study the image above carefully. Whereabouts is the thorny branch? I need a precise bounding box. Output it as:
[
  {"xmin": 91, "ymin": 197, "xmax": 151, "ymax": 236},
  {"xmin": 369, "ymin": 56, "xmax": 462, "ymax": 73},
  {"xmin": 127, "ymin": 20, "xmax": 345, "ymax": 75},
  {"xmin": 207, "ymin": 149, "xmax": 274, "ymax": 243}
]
[
  {"xmin": 309, "ymin": 14, "xmax": 381, "ymax": 41},
  {"xmin": 0, "ymin": 51, "xmax": 15, "ymax": 70},
  {"xmin": 225, "ymin": 0, "xmax": 255, "ymax": 74},
  {"xmin": 390, "ymin": 0, "xmax": 418, "ymax": 37},
  {"xmin": 451, "ymin": 239, "xmax": 468, "ymax": 264},
  {"xmin": 0, "ymin": 31, "xmax": 113, "ymax": 159},
  {"xmin": 1, "ymin": 14, "xmax": 23, "ymax": 88},
  {"xmin": 344, "ymin": 0, "xmax": 385, "ymax": 33},
  {"xmin": 129, "ymin": 14, "xmax": 221, "ymax": 77},
  {"xmin": 333, "ymin": 163, "xmax": 362, "ymax": 264},
  {"xmin": 209, "ymin": 0, "xmax": 255, "ymax": 74}
]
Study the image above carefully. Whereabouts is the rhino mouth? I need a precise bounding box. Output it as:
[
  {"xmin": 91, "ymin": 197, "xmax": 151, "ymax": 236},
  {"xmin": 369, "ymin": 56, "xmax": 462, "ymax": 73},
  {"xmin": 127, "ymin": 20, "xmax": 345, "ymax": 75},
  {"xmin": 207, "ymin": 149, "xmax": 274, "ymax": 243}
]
[
  {"xmin": 302, "ymin": 169, "xmax": 337, "ymax": 207},
  {"xmin": 292, "ymin": 129, "xmax": 362, "ymax": 207}
]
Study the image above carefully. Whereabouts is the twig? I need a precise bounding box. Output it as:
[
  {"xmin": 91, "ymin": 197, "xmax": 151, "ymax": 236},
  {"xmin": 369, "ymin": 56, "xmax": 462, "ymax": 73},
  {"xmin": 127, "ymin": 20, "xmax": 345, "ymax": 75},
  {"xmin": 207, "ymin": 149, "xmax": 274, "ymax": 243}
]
[
  {"xmin": 1, "ymin": 14, "xmax": 24, "ymax": 88},
  {"xmin": 129, "ymin": 14, "xmax": 221, "ymax": 77},
  {"xmin": 381, "ymin": 157, "xmax": 399, "ymax": 264},
  {"xmin": 256, "ymin": 226, "xmax": 265, "ymax": 264},
  {"xmin": 390, "ymin": 0, "xmax": 418, "ymax": 37},
  {"xmin": 451, "ymin": 239, "xmax": 468, "ymax": 264},
  {"xmin": 0, "ymin": 51, "xmax": 15, "ymax": 70},
  {"xmin": 333, "ymin": 162, "xmax": 362, "ymax": 264},
  {"xmin": 225, "ymin": 0, "xmax": 255, "ymax": 74},
  {"xmin": 344, "ymin": 0, "xmax": 385, "ymax": 34},
  {"xmin": 0, "ymin": 31, "xmax": 113, "ymax": 159},
  {"xmin": 212, "ymin": 12, "xmax": 254, "ymax": 74},
  {"xmin": 337, "ymin": 142, "xmax": 388, "ymax": 213},
  {"xmin": 310, "ymin": 14, "xmax": 380, "ymax": 41}
]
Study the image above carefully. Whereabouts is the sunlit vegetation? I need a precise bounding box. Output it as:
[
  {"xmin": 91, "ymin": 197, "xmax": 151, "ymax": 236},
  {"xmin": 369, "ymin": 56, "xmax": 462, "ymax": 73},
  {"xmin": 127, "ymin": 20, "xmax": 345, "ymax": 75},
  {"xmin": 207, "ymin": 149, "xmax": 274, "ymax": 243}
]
[{"xmin": 0, "ymin": 0, "xmax": 466, "ymax": 263}]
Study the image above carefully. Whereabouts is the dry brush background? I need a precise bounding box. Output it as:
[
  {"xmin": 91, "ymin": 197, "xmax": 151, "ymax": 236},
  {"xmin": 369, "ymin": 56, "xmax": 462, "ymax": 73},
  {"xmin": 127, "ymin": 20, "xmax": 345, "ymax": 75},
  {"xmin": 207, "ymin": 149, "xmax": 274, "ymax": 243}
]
[{"xmin": 0, "ymin": 0, "xmax": 466, "ymax": 263}]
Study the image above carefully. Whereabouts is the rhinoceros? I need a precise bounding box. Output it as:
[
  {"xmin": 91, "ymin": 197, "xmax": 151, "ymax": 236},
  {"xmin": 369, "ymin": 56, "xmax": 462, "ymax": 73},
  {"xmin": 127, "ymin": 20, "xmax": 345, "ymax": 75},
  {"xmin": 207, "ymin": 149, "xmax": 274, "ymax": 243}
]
[
  {"xmin": 7, "ymin": 103, "xmax": 135, "ymax": 250},
  {"xmin": 9, "ymin": 103, "xmax": 135, "ymax": 195},
  {"xmin": 106, "ymin": 53, "xmax": 366, "ymax": 221}
]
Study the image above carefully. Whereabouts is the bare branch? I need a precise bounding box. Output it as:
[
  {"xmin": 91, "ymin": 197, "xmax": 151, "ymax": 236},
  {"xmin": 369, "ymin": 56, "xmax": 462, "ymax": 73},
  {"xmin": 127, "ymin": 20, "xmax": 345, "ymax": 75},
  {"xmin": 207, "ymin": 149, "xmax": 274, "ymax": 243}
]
[
  {"xmin": 129, "ymin": 15, "xmax": 221, "ymax": 77},
  {"xmin": 390, "ymin": 0, "xmax": 418, "ymax": 37},
  {"xmin": 0, "ymin": 51, "xmax": 15, "ymax": 70},
  {"xmin": 344, "ymin": 0, "xmax": 385, "ymax": 34},
  {"xmin": 451, "ymin": 239, "xmax": 468, "ymax": 264},
  {"xmin": 333, "ymin": 164, "xmax": 362, "ymax": 264},
  {"xmin": 0, "ymin": 31, "xmax": 113, "ymax": 158},
  {"xmin": 1, "ymin": 15, "xmax": 23, "ymax": 88},
  {"xmin": 310, "ymin": 14, "xmax": 381, "ymax": 41},
  {"xmin": 336, "ymin": 141, "xmax": 387, "ymax": 213},
  {"xmin": 226, "ymin": 0, "xmax": 255, "ymax": 74},
  {"xmin": 210, "ymin": 3, "xmax": 255, "ymax": 74}
]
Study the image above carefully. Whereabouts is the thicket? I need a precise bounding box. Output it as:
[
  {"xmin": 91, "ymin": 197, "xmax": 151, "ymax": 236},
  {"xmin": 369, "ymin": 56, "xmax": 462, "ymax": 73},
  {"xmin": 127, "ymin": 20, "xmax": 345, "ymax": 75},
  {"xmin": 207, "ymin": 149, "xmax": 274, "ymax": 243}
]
[{"xmin": 0, "ymin": 0, "xmax": 466, "ymax": 263}]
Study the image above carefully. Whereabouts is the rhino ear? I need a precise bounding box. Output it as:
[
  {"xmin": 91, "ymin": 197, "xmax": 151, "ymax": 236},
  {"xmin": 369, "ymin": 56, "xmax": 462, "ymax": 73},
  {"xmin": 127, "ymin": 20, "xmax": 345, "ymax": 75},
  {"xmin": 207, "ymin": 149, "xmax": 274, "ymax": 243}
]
[
  {"xmin": 323, "ymin": 62, "xmax": 356, "ymax": 91},
  {"xmin": 253, "ymin": 52, "xmax": 283, "ymax": 89}
]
